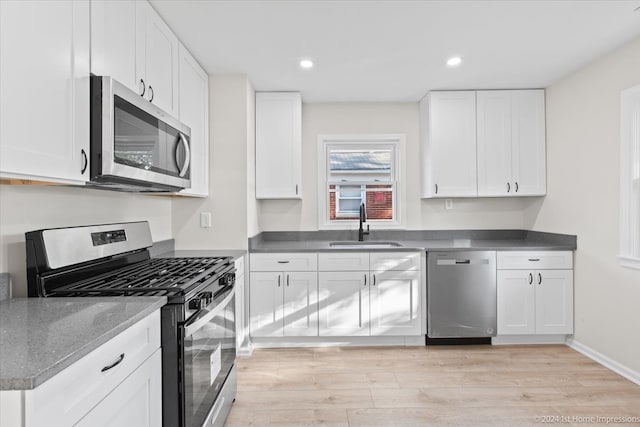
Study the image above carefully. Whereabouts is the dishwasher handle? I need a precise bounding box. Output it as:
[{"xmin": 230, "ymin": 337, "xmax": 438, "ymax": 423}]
[{"xmin": 436, "ymin": 258, "xmax": 490, "ymax": 266}]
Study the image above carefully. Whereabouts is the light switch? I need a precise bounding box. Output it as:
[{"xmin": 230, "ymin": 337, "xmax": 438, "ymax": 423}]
[{"xmin": 200, "ymin": 212, "xmax": 212, "ymax": 228}]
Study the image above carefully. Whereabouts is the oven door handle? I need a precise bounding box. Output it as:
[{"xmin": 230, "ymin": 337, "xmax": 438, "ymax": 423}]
[{"xmin": 183, "ymin": 288, "xmax": 234, "ymax": 337}]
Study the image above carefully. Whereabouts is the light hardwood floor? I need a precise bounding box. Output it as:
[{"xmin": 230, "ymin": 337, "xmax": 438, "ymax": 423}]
[{"xmin": 226, "ymin": 345, "xmax": 640, "ymax": 426}]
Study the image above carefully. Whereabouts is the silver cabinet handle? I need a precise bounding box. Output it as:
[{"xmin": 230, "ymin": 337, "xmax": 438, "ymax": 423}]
[
  {"xmin": 277, "ymin": 260, "xmax": 290, "ymax": 264},
  {"xmin": 278, "ymin": 274, "xmax": 281, "ymax": 287},
  {"xmin": 435, "ymin": 183, "xmax": 438, "ymax": 194},
  {"xmin": 507, "ymin": 182, "xmax": 511, "ymax": 193},
  {"xmin": 538, "ymin": 273, "xmax": 542, "ymax": 285},
  {"xmin": 286, "ymin": 274, "xmax": 290, "ymax": 287},
  {"xmin": 295, "ymin": 184, "xmax": 299, "ymax": 195},
  {"xmin": 101, "ymin": 353, "xmax": 125, "ymax": 372},
  {"xmin": 175, "ymin": 133, "xmax": 190, "ymax": 177},
  {"xmin": 515, "ymin": 182, "xmax": 519, "ymax": 193},
  {"xmin": 363, "ymin": 274, "xmax": 367, "ymax": 287},
  {"xmin": 529, "ymin": 273, "xmax": 533, "ymax": 284},
  {"xmin": 372, "ymin": 274, "xmax": 376, "ymax": 286},
  {"xmin": 528, "ymin": 258, "xmax": 540, "ymax": 262},
  {"xmin": 148, "ymin": 85, "xmax": 154, "ymax": 102}
]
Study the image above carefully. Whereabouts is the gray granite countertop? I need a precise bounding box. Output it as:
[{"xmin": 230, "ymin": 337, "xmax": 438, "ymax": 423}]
[
  {"xmin": 249, "ymin": 230, "xmax": 577, "ymax": 253},
  {"xmin": 0, "ymin": 297, "xmax": 166, "ymax": 390}
]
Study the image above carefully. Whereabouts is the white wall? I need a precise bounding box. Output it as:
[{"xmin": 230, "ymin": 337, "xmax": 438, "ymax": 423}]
[
  {"xmin": 524, "ymin": 36, "xmax": 640, "ymax": 373},
  {"xmin": 258, "ymin": 102, "xmax": 531, "ymax": 231},
  {"xmin": 246, "ymin": 79, "xmax": 260, "ymax": 238},
  {"xmin": 0, "ymin": 185, "xmax": 172, "ymax": 296},
  {"xmin": 172, "ymin": 74, "xmax": 257, "ymax": 249}
]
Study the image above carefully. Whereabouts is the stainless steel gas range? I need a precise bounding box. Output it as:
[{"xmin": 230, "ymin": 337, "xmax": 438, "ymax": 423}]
[{"xmin": 25, "ymin": 221, "xmax": 237, "ymax": 427}]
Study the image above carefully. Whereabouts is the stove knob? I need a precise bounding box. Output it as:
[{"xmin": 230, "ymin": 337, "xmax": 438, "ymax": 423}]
[
  {"xmin": 188, "ymin": 298, "xmax": 203, "ymax": 310},
  {"xmin": 200, "ymin": 291, "xmax": 213, "ymax": 305}
]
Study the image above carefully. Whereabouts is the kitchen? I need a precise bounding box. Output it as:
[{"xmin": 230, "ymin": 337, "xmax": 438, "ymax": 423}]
[{"xmin": 1, "ymin": 0, "xmax": 640, "ymax": 426}]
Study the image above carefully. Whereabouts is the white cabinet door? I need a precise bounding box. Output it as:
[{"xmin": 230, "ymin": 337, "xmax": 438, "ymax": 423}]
[
  {"xmin": 75, "ymin": 349, "xmax": 162, "ymax": 427},
  {"xmin": 497, "ymin": 270, "xmax": 536, "ymax": 335},
  {"xmin": 318, "ymin": 272, "xmax": 370, "ymax": 336},
  {"xmin": 136, "ymin": 1, "xmax": 179, "ymax": 116},
  {"xmin": 0, "ymin": 0, "xmax": 90, "ymax": 184},
  {"xmin": 477, "ymin": 90, "xmax": 546, "ymax": 197},
  {"xmin": 255, "ymin": 92, "xmax": 302, "ymax": 199},
  {"xmin": 283, "ymin": 272, "xmax": 318, "ymax": 337},
  {"xmin": 90, "ymin": 0, "xmax": 140, "ymax": 94},
  {"xmin": 477, "ymin": 91, "xmax": 512, "ymax": 196},
  {"xmin": 177, "ymin": 44, "xmax": 209, "ymax": 197},
  {"xmin": 535, "ymin": 270, "xmax": 573, "ymax": 334},
  {"xmin": 249, "ymin": 272, "xmax": 283, "ymax": 337},
  {"xmin": 420, "ymin": 91, "xmax": 477, "ymax": 198},
  {"xmin": 369, "ymin": 270, "xmax": 420, "ymax": 336},
  {"xmin": 512, "ymin": 90, "xmax": 546, "ymax": 196}
]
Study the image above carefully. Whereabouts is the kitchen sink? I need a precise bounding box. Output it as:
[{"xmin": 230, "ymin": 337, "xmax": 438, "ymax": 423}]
[{"xmin": 329, "ymin": 241, "xmax": 404, "ymax": 248}]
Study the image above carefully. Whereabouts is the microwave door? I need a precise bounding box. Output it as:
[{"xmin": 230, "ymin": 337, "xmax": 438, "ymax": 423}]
[{"xmin": 114, "ymin": 96, "xmax": 164, "ymax": 173}]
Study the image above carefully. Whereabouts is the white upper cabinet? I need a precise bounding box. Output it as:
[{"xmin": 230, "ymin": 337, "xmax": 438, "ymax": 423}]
[
  {"xmin": 91, "ymin": 0, "xmax": 179, "ymax": 116},
  {"xmin": 90, "ymin": 1, "xmax": 139, "ymax": 93},
  {"xmin": 477, "ymin": 90, "xmax": 546, "ymax": 196},
  {"xmin": 255, "ymin": 92, "xmax": 302, "ymax": 199},
  {"xmin": 136, "ymin": 1, "xmax": 180, "ymax": 116},
  {"xmin": 420, "ymin": 91, "xmax": 477, "ymax": 198},
  {"xmin": 177, "ymin": 44, "xmax": 209, "ymax": 197},
  {"xmin": 0, "ymin": 0, "xmax": 90, "ymax": 184}
]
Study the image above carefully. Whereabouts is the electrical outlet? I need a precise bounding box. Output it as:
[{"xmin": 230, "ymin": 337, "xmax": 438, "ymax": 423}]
[
  {"xmin": 445, "ymin": 199, "xmax": 453, "ymax": 210},
  {"xmin": 200, "ymin": 212, "xmax": 212, "ymax": 228}
]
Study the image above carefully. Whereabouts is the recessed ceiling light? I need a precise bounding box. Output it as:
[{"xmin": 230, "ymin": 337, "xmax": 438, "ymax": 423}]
[
  {"xmin": 299, "ymin": 59, "xmax": 314, "ymax": 69},
  {"xmin": 446, "ymin": 56, "xmax": 462, "ymax": 67}
]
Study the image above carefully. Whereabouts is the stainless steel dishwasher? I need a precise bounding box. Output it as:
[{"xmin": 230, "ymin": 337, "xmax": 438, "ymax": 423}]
[{"xmin": 427, "ymin": 251, "xmax": 497, "ymax": 339}]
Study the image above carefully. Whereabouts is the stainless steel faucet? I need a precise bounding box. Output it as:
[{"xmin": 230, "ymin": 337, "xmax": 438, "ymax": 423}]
[{"xmin": 358, "ymin": 203, "xmax": 370, "ymax": 241}]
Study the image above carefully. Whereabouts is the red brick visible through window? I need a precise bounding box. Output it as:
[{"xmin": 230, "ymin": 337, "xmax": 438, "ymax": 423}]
[{"xmin": 329, "ymin": 186, "xmax": 392, "ymax": 221}]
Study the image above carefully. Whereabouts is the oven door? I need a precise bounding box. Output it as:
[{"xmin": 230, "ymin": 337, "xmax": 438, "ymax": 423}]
[{"xmin": 182, "ymin": 288, "xmax": 236, "ymax": 427}]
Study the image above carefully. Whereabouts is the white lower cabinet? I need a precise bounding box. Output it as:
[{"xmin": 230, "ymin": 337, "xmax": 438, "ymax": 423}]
[
  {"xmin": 75, "ymin": 349, "xmax": 162, "ymax": 427},
  {"xmin": 0, "ymin": 310, "xmax": 162, "ymax": 427},
  {"xmin": 318, "ymin": 252, "xmax": 422, "ymax": 337},
  {"xmin": 249, "ymin": 271, "xmax": 318, "ymax": 337},
  {"xmin": 497, "ymin": 251, "xmax": 574, "ymax": 336},
  {"xmin": 369, "ymin": 270, "xmax": 421, "ymax": 336},
  {"xmin": 318, "ymin": 271, "xmax": 370, "ymax": 336}
]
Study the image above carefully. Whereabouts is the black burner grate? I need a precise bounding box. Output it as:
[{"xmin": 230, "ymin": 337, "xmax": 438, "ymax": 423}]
[{"xmin": 50, "ymin": 257, "xmax": 233, "ymax": 297}]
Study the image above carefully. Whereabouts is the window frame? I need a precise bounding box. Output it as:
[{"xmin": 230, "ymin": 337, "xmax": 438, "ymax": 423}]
[
  {"xmin": 317, "ymin": 134, "xmax": 406, "ymax": 230},
  {"xmin": 619, "ymin": 84, "xmax": 640, "ymax": 270}
]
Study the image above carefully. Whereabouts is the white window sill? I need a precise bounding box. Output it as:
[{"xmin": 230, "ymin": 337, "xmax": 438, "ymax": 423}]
[
  {"xmin": 319, "ymin": 221, "xmax": 405, "ymax": 231},
  {"xmin": 618, "ymin": 255, "xmax": 640, "ymax": 270}
]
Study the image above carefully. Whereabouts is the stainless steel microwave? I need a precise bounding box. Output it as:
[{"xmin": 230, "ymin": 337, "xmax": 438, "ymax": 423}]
[{"xmin": 89, "ymin": 76, "xmax": 191, "ymax": 192}]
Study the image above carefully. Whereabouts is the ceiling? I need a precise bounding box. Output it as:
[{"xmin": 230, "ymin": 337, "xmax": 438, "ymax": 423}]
[{"xmin": 150, "ymin": 0, "xmax": 640, "ymax": 103}]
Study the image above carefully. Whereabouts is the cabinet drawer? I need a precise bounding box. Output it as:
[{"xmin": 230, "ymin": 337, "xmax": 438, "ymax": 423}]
[
  {"xmin": 497, "ymin": 251, "xmax": 573, "ymax": 270},
  {"xmin": 318, "ymin": 252, "xmax": 369, "ymax": 271},
  {"xmin": 370, "ymin": 252, "xmax": 421, "ymax": 272},
  {"xmin": 250, "ymin": 253, "xmax": 317, "ymax": 271},
  {"xmin": 30, "ymin": 310, "xmax": 161, "ymax": 426}
]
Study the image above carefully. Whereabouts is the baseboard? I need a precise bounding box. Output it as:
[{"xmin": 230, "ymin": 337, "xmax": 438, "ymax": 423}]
[
  {"xmin": 566, "ymin": 338, "xmax": 640, "ymax": 386},
  {"xmin": 250, "ymin": 335, "xmax": 425, "ymax": 348},
  {"xmin": 492, "ymin": 335, "xmax": 567, "ymax": 345}
]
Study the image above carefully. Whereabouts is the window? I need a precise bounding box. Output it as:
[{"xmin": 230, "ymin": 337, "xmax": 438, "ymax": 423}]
[
  {"xmin": 620, "ymin": 85, "xmax": 640, "ymax": 270},
  {"xmin": 318, "ymin": 135, "xmax": 405, "ymax": 229}
]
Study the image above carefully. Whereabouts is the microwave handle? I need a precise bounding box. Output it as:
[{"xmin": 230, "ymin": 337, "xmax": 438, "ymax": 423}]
[{"xmin": 176, "ymin": 133, "xmax": 191, "ymax": 177}]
